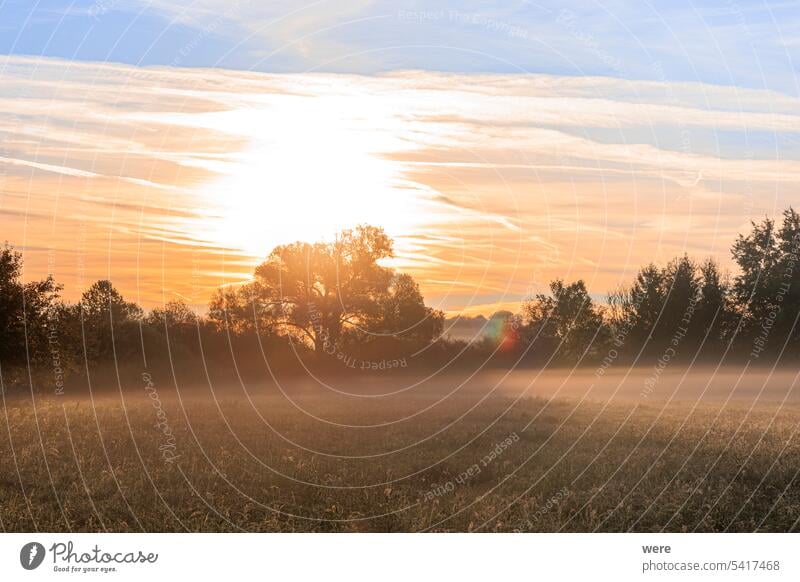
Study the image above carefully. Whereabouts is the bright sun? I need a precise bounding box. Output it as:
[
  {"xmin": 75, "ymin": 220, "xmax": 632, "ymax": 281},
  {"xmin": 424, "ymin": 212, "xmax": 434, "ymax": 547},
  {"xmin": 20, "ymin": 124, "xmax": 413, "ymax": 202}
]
[{"xmin": 193, "ymin": 93, "xmax": 438, "ymax": 261}]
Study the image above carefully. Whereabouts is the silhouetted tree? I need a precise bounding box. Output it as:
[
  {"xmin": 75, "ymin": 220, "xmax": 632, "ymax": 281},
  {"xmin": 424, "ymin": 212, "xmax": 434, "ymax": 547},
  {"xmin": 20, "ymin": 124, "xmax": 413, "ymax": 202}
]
[
  {"xmin": 147, "ymin": 300, "xmax": 196, "ymax": 327},
  {"xmin": 694, "ymin": 258, "xmax": 731, "ymax": 351},
  {"xmin": 78, "ymin": 280, "xmax": 142, "ymax": 363},
  {"xmin": 522, "ymin": 279, "xmax": 607, "ymax": 362},
  {"xmin": 146, "ymin": 300, "xmax": 199, "ymax": 356},
  {"xmin": 0, "ymin": 243, "xmax": 63, "ymax": 367},
  {"xmin": 359, "ymin": 273, "xmax": 444, "ymax": 343},
  {"xmin": 730, "ymin": 208, "xmax": 800, "ymax": 353},
  {"xmin": 775, "ymin": 207, "xmax": 800, "ymax": 346},
  {"xmin": 256, "ymin": 225, "xmax": 392, "ymax": 352},
  {"xmin": 608, "ymin": 257, "xmax": 704, "ymax": 358},
  {"xmin": 731, "ymin": 215, "xmax": 780, "ymax": 330},
  {"xmin": 657, "ymin": 256, "xmax": 701, "ymax": 347},
  {"xmin": 211, "ymin": 226, "xmax": 441, "ymax": 355},
  {"xmin": 208, "ymin": 285, "xmax": 263, "ymax": 335},
  {"xmin": 7, "ymin": 207, "xmax": 800, "ymax": 379},
  {"xmin": 608, "ymin": 264, "xmax": 666, "ymax": 354}
]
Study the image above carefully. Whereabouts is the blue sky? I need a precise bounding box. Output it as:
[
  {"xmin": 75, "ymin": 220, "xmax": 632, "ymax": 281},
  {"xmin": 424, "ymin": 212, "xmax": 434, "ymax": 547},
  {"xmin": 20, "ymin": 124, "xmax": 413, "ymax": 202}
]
[{"xmin": 2, "ymin": 0, "xmax": 799, "ymax": 94}]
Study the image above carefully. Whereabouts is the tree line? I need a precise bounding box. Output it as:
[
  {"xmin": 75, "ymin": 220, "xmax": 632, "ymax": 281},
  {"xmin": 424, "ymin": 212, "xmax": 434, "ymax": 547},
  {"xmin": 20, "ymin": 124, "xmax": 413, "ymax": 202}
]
[
  {"xmin": 0, "ymin": 225, "xmax": 445, "ymax": 388},
  {"xmin": 500, "ymin": 206, "xmax": 800, "ymax": 365},
  {"xmin": 1, "ymin": 210, "xmax": 800, "ymax": 390}
]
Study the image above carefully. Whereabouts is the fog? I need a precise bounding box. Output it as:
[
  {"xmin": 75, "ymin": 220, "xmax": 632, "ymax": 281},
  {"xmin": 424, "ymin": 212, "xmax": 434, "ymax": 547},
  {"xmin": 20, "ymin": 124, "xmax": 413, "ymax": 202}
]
[{"xmin": 202, "ymin": 365, "xmax": 800, "ymax": 408}]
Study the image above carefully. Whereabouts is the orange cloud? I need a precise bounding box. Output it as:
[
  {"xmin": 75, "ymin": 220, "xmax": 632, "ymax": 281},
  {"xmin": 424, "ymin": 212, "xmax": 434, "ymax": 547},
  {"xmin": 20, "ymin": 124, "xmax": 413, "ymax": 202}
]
[{"xmin": 2, "ymin": 56, "xmax": 799, "ymax": 314}]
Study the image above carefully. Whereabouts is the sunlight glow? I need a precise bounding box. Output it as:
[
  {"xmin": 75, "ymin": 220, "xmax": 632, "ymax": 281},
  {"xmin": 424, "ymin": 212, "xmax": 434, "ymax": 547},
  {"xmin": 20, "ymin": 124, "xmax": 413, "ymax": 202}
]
[
  {"xmin": 5, "ymin": 59, "xmax": 798, "ymax": 312},
  {"xmin": 190, "ymin": 94, "xmax": 440, "ymax": 259}
]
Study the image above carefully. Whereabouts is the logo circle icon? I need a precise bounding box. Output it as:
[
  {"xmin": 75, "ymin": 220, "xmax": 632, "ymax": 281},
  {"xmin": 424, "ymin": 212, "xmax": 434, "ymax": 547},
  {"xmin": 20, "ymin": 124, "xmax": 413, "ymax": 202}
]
[{"xmin": 20, "ymin": 542, "xmax": 46, "ymax": 570}]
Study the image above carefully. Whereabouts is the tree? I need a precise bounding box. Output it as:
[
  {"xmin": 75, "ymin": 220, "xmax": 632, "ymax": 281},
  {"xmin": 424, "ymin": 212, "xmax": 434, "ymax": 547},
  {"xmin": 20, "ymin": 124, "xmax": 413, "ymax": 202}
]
[
  {"xmin": 609, "ymin": 264, "xmax": 666, "ymax": 352},
  {"xmin": 731, "ymin": 215, "xmax": 780, "ymax": 328},
  {"xmin": 694, "ymin": 258, "xmax": 731, "ymax": 350},
  {"xmin": 609, "ymin": 256, "xmax": 711, "ymax": 358},
  {"xmin": 147, "ymin": 300, "xmax": 196, "ymax": 327},
  {"xmin": 0, "ymin": 243, "xmax": 63, "ymax": 367},
  {"xmin": 146, "ymin": 300, "xmax": 199, "ymax": 355},
  {"xmin": 522, "ymin": 279, "xmax": 606, "ymax": 361},
  {"xmin": 79, "ymin": 280, "xmax": 142, "ymax": 322},
  {"xmin": 357, "ymin": 273, "xmax": 444, "ymax": 344},
  {"xmin": 208, "ymin": 285, "xmax": 261, "ymax": 334},
  {"xmin": 252, "ymin": 225, "xmax": 393, "ymax": 353},
  {"xmin": 0, "ymin": 244, "xmax": 26, "ymax": 364},
  {"xmin": 78, "ymin": 280, "xmax": 143, "ymax": 362},
  {"xmin": 659, "ymin": 255, "xmax": 701, "ymax": 341},
  {"xmin": 212, "ymin": 225, "xmax": 441, "ymax": 354},
  {"xmin": 21, "ymin": 274, "xmax": 64, "ymax": 367},
  {"xmin": 730, "ymin": 208, "xmax": 800, "ymax": 352},
  {"xmin": 775, "ymin": 207, "xmax": 800, "ymax": 345}
]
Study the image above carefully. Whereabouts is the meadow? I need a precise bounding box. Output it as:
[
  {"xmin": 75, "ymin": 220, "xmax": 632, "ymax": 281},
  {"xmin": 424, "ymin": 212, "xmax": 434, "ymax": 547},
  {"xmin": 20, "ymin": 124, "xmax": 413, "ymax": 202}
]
[{"xmin": 2, "ymin": 368, "xmax": 799, "ymax": 533}]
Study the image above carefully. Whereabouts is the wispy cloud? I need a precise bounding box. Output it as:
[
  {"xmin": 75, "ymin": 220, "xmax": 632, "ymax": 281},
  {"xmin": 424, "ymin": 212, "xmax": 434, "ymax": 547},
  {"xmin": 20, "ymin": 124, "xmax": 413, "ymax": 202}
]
[
  {"xmin": 2, "ymin": 1, "xmax": 799, "ymax": 98},
  {"xmin": 96, "ymin": 0, "xmax": 797, "ymax": 94},
  {"xmin": 2, "ymin": 56, "xmax": 799, "ymax": 313}
]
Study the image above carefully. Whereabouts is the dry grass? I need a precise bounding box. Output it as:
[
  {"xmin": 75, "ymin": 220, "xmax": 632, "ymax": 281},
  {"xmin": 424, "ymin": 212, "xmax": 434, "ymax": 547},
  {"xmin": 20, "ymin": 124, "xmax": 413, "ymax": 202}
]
[{"xmin": 2, "ymin": 380, "xmax": 800, "ymax": 532}]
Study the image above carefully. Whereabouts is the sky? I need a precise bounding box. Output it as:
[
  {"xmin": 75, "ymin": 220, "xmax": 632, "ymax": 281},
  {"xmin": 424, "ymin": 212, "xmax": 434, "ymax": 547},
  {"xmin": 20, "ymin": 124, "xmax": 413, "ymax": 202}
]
[{"xmin": 1, "ymin": 1, "xmax": 799, "ymax": 315}]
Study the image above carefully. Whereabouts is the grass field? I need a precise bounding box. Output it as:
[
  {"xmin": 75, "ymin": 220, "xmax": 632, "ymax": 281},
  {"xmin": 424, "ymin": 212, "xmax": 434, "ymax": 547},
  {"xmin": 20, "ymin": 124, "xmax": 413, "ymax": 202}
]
[{"xmin": 2, "ymin": 370, "xmax": 800, "ymax": 532}]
